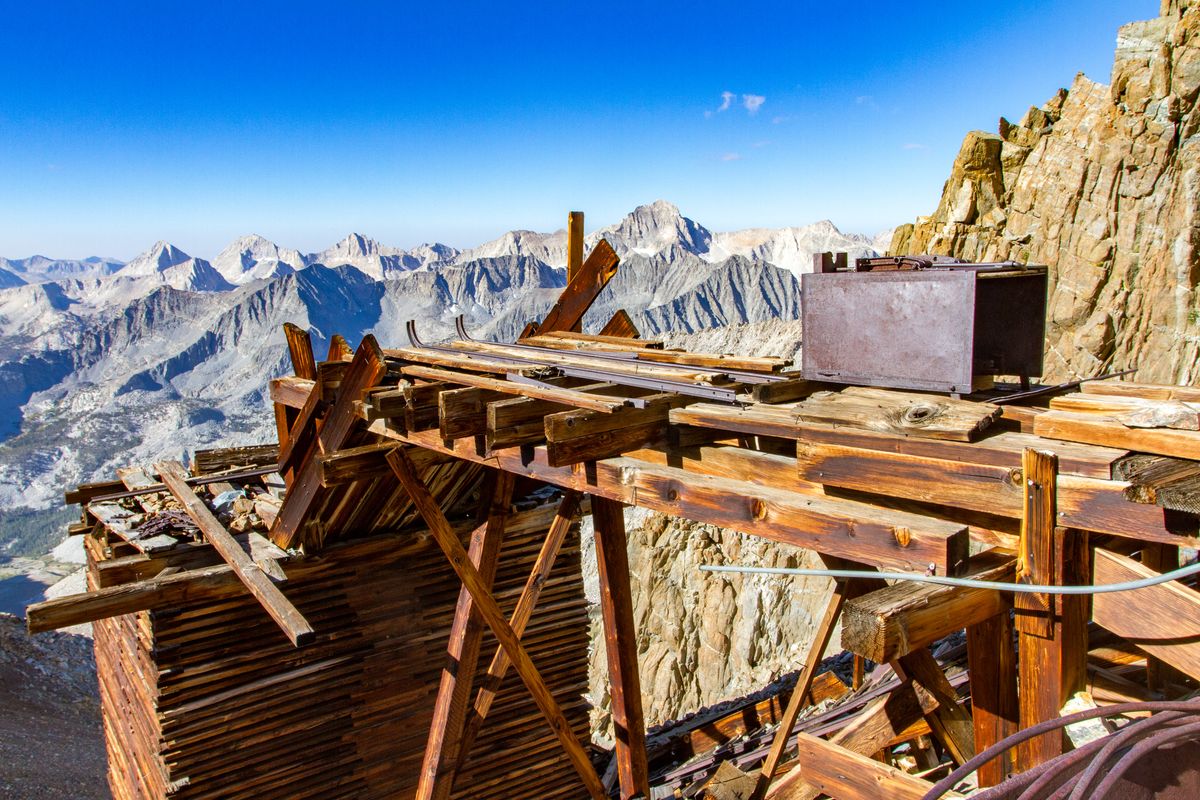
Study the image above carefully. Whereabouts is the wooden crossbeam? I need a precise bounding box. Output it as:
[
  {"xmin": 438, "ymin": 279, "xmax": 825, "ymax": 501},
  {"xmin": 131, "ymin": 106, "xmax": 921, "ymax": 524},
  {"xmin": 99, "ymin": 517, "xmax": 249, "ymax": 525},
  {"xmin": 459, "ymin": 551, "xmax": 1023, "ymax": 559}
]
[
  {"xmin": 752, "ymin": 581, "xmax": 847, "ymax": 799},
  {"xmin": 453, "ymin": 490, "xmax": 583, "ymax": 777},
  {"xmin": 401, "ymin": 365, "xmax": 627, "ymax": 413},
  {"xmin": 599, "ymin": 309, "xmax": 640, "ymax": 339},
  {"xmin": 270, "ymin": 335, "xmax": 387, "ymax": 549},
  {"xmin": 893, "ymin": 649, "xmax": 974, "ymax": 765},
  {"xmin": 283, "ymin": 322, "xmax": 317, "ymax": 381},
  {"xmin": 534, "ymin": 238, "xmax": 619, "ymax": 334},
  {"xmin": 591, "ymin": 495, "xmax": 649, "ymax": 799},
  {"xmin": 155, "ymin": 461, "xmax": 314, "ymax": 647},
  {"xmin": 386, "ymin": 448, "xmax": 606, "ymax": 799},
  {"xmin": 786, "ymin": 733, "xmax": 954, "ymax": 800},
  {"xmin": 417, "ymin": 470, "xmax": 515, "ymax": 800}
]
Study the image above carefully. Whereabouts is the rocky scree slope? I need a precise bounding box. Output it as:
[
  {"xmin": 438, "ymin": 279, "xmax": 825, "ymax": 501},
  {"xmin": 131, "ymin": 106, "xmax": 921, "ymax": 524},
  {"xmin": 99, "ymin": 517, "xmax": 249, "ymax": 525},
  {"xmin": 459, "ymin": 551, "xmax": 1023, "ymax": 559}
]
[{"xmin": 891, "ymin": 0, "xmax": 1200, "ymax": 384}]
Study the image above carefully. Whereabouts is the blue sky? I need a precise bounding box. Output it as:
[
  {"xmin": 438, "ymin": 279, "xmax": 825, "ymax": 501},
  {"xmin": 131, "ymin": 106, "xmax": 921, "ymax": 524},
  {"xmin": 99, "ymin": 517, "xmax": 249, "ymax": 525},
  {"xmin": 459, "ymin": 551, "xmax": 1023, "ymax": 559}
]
[{"xmin": 0, "ymin": 1, "xmax": 1155, "ymax": 259}]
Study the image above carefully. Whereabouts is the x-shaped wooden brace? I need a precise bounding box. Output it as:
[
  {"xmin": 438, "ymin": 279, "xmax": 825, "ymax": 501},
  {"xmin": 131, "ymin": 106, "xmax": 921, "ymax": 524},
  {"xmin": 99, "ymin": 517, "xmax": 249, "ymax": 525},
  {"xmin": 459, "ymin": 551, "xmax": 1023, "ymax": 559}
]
[{"xmin": 387, "ymin": 448, "xmax": 606, "ymax": 799}]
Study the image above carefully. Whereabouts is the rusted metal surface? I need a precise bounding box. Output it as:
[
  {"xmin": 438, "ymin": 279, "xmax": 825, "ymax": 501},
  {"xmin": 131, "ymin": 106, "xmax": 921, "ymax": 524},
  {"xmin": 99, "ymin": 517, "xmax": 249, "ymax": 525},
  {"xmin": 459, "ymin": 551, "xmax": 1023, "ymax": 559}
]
[{"xmin": 801, "ymin": 262, "xmax": 1047, "ymax": 394}]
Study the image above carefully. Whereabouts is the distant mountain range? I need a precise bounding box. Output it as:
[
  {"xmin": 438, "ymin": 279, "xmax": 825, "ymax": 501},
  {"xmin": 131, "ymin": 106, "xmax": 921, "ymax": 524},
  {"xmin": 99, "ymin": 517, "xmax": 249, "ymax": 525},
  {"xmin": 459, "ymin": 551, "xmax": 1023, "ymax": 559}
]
[{"xmin": 0, "ymin": 201, "xmax": 889, "ymax": 557}]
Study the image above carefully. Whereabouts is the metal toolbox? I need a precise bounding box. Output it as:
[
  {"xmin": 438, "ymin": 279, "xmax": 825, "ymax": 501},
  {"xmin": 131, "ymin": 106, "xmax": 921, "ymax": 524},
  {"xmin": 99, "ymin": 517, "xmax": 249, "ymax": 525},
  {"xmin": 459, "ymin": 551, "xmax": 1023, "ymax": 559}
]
[{"xmin": 800, "ymin": 256, "xmax": 1048, "ymax": 394}]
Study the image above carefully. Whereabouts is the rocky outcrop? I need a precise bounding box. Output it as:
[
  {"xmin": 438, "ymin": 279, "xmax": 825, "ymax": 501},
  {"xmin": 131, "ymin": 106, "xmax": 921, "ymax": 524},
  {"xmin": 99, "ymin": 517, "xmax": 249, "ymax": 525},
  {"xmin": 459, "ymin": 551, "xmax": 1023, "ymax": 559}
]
[
  {"xmin": 583, "ymin": 508, "xmax": 838, "ymax": 737},
  {"xmin": 891, "ymin": 0, "xmax": 1200, "ymax": 383}
]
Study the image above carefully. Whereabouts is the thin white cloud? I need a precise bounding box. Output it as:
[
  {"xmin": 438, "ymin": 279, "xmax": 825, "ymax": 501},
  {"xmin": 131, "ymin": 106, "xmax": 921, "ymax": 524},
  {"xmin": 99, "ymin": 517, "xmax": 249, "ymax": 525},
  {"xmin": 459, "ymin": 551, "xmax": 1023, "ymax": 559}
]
[
  {"xmin": 718, "ymin": 91, "xmax": 735, "ymax": 112},
  {"xmin": 743, "ymin": 94, "xmax": 765, "ymax": 114},
  {"xmin": 721, "ymin": 152, "xmax": 743, "ymax": 161}
]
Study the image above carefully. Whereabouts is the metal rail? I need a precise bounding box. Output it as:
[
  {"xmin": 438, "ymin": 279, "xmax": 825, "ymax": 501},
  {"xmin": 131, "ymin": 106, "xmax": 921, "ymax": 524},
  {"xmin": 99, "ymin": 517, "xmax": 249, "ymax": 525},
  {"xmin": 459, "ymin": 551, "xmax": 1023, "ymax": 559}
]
[{"xmin": 401, "ymin": 319, "xmax": 747, "ymax": 404}]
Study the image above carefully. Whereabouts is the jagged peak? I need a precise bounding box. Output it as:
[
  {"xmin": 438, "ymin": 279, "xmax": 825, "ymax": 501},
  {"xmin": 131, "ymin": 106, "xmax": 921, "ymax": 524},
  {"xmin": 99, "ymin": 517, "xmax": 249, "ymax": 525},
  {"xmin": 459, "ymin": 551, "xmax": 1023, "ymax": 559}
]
[{"xmin": 122, "ymin": 241, "xmax": 192, "ymax": 275}]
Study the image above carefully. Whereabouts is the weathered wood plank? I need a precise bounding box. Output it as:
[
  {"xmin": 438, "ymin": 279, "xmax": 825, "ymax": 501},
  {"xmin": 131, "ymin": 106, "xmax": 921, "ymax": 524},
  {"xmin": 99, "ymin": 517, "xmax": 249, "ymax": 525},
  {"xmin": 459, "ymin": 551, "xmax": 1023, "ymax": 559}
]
[
  {"xmin": 591, "ymin": 496, "xmax": 649, "ymax": 800},
  {"xmin": 269, "ymin": 376, "xmax": 315, "ymax": 409},
  {"xmin": 1093, "ymin": 548, "xmax": 1200, "ymax": 681},
  {"xmin": 544, "ymin": 393, "xmax": 691, "ymax": 466},
  {"xmin": 283, "ymin": 322, "xmax": 317, "ymax": 381},
  {"xmin": 597, "ymin": 309, "xmax": 641, "ymax": 339},
  {"xmin": 1115, "ymin": 454, "xmax": 1200, "ymax": 513},
  {"xmin": 155, "ymin": 461, "xmax": 314, "ymax": 647},
  {"xmin": 403, "ymin": 365, "xmax": 627, "ymax": 413},
  {"xmin": 1080, "ymin": 380, "xmax": 1200, "ymax": 403},
  {"xmin": 1035, "ymin": 409, "xmax": 1200, "ymax": 460},
  {"xmin": 840, "ymin": 551, "xmax": 1014, "ymax": 663},
  {"xmin": 1050, "ymin": 392, "xmax": 1200, "ymax": 430},
  {"xmin": 785, "ymin": 733, "xmax": 951, "ymax": 800},
  {"xmin": 966, "ymin": 611, "xmax": 1018, "ymax": 787},
  {"xmin": 386, "ymin": 448, "xmax": 606, "ymax": 798},
  {"xmin": 535, "ymin": 239, "xmax": 620, "ymax": 334},
  {"xmin": 795, "ymin": 387, "xmax": 1002, "ymax": 442},
  {"xmin": 417, "ymin": 471, "xmax": 515, "ymax": 800}
]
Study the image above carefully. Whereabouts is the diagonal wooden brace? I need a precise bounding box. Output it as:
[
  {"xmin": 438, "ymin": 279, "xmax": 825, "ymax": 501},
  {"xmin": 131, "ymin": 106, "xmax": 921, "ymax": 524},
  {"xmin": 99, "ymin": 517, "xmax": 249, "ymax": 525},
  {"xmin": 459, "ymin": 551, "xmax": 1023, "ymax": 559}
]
[{"xmin": 387, "ymin": 448, "xmax": 606, "ymax": 799}]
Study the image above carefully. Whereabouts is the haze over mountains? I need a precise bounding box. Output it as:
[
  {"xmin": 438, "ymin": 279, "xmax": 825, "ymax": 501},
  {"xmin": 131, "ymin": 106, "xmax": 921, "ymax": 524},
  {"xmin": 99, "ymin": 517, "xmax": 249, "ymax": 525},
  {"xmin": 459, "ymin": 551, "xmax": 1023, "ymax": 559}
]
[{"xmin": 0, "ymin": 201, "xmax": 887, "ymax": 556}]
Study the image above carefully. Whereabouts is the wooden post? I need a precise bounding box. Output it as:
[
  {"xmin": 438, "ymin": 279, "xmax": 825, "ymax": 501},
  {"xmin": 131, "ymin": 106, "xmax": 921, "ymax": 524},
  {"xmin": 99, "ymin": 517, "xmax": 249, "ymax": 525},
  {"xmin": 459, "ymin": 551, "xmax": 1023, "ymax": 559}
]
[
  {"xmin": 591, "ymin": 495, "xmax": 650, "ymax": 800},
  {"xmin": 1142, "ymin": 543, "xmax": 1187, "ymax": 691},
  {"xmin": 567, "ymin": 212, "xmax": 584, "ymax": 331},
  {"xmin": 966, "ymin": 610, "xmax": 1017, "ymax": 786},
  {"xmin": 387, "ymin": 449, "xmax": 606, "ymax": 799},
  {"xmin": 155, "ymin": 461, "xmax": 314, "ymax": 647},
  {"xmin": 1015, "ymin": 448, "xmax": 1090, "ymax": 769},
  {"xmin": 453, "ymin": 489, "xmax": 582, "ymax": 776},
  {"xmin": 416, "ymin": 470, "xmax": 515, "ymax": 800},
  {"xmin": 752, "ymin": 582, "xmax": 847, "ymax": 799}
]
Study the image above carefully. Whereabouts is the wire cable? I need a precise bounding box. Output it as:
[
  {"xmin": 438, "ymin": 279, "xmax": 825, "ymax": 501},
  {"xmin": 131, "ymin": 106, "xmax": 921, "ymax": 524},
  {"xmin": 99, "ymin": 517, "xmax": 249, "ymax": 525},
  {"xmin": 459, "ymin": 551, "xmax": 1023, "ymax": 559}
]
[{"xmin": 698, "ymin": 559, "xmax": 1200, "ymax": 595}]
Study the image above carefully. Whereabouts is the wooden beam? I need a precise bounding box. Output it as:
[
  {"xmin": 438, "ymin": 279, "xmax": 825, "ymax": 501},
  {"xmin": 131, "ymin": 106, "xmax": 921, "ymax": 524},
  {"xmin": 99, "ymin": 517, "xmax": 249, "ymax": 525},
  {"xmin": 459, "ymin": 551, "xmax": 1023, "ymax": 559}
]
[
  {"xmin": 270, "ymin": 335, "xmax": 387, "ymax": 549},
  {"xmin": 454, "ymin": 490, "xmax": 583, "ymax": 776},
  {"xmin": 1016, "ymin": 448, "xmax": 1061, "ymax": 768},
  {"xmin": 283, "ymin": 322, "xmax": 317, "ymax": 381},
  {"xmin": 402, "ymin": 365, "xmax": 627, "ymax": 413},
  {"xmin": 753, "ymin": 583, "xmax": 847, "ymax": 799},
  {"xmin": 840, "ymin": 551, "xmax": 1014, "ymax": 663},
  {"xmin": 1080, "ymin": 380, "xmax": 1200, "ymax": 402},
  {"xmin": 1035, "ymin": 409, "xmax": 1200, "ymax": 460},
  {"xmin": 534, "ymin": 238, "xmax": 619, "ymax": 334},
  {"xmin": 591, "ymin": 496, "xmax": 650, "ymax": 799},
  {"xmin": 369, "ymin": 427, "xmax": 970, "ymax": 575},
  {"xmin": 567, "ymin": 210, "xmax": 584, "ymax": 333},
  {"xmin": 385, "ymin": 448, "xmax": 605, "ymax": 799},
  {"xmin": 268, "ymin": 376, "xmax": 315, "ymax": 409},
  {"xmin": 894, "ymin": 649, "xmax": 975, "ymax": 765},
  {"xmin": 155, "ymin": 460, "xmax": 314, "ymax": 647},
  {"xmin": 785, "ymin": 733, "xmax": 952, "ymax": 800},
  {"xmin": 544, "ymin": 393, "xmax": 691, "ymax": 466},
  {"xmin": 966, "ymin": 611, "xmax": 1018, "ymax": 787},
  {"xmin": 598, "ymin": 309, "xmax": 640, "ymax": 339},
  {"xmin": 417, "ymin": 471, "xmax": 515, "ymax": 800},
  {"xmin": 1093, "ymin": 548, "xmax": 1200, "ymax": 681},
  {"xmin": 768, "ymin": 680, "xmax": 938, "ymax": 800}
]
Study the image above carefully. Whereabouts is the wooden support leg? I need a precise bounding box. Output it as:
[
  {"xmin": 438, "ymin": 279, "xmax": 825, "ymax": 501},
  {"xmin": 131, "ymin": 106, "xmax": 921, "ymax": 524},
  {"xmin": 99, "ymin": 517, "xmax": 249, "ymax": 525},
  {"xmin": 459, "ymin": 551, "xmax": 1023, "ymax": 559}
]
[
  {"xmin": 966, "ymin": 611, "xmax": 1017, "ymax": 786},
  {"xmin": 387, "ymin": 449, "xmax": 606, "ymax": 799},
  {"xmin": 1142, "ymin": 543, "xmax": 1186, "ymax": 692},
  {"xmin": 452, "ymin": 490, "xmax": 582, "ymax": 777},
  {"xmin": 1015, "ymin": 449, "xmax": 1089, "ymax": 770},
  {"xmin": 416, "ymin": 469, "xmax": 515, "ymax": 800},
  {"xmin": 591, "ymin": 495, "xmax": 650, "ymax": 800},
  {"xmin": 751, "ymin": 581, "xmax": 847, "ymax": 800},
  {"xmin": 893, "ymin": 649, "xmax": 975, "ymax": 766}
]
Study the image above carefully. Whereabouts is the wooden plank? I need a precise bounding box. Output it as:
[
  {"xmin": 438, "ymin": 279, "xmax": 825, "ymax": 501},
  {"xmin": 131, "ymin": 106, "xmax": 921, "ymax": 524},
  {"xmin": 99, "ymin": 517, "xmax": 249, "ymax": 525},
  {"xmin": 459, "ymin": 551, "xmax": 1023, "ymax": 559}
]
[
  {"xmin": 535, "ymin": 238, "xmax": 620, "ymax": 334},
  {"xmin": 1080, "ymin": 380, "xmax": 1200, "ymax": 402},
  {"xmin": 155, "ymin": 461, "xmax": 314, "ymax": 647},
  {"xmin": 768, "ymin": 681, "xmax": 937, "ymax": 800},
  {"xmin": 327, "ymin": 333, "xmax": 352, "ymax": 360},
  {"xmin": 439, "ymin": 386, "xmax": 508, "ymax": 441},
  {"xmin": 270, "ymin": 335, "xmax": 388, "ymax": 550},
  {"xmin": 795, "ymin": 387, "xmax": 1002, "ymax": 442},
  {"xmin": 448, "ymin": 339, "xmax": 735, "ymax": 385},
  {"xmin": 785, "ymin": 733, "xmax": 951, "ymax": 800},
  {"xmin": 385, "ymin": 449, "xmax": 606, "ymax": 798},
  {"xmin": 751, "ymin": 379, "xmax": 821, "ymax": 405},
  {"xmin": 1093, "ymin": 548, "xmax": 1200, "ymax": 681},
  {"xmin": 417, "ymin": 471, "xmax": 515, "ymax": 800},
  {"xmin": 795, "ymin": 441, "xmax": 1191, "ymax": 544},
  {"xmin": 1115, "ymin": 454, "xmax": 1200, "ymax": 513},
  {"xmin": 753, "ymin": 583, "xmax": 847, "ymax": 799},
  {"xmin": 894, "ymin": 649, "xmax": 975, "ymax": 765},
  {"xmin": 1016, "ymin": 449, "xmax": 1057, "ymax": 639},
  {"xmin": 1035, "ymin": 409, "xmax": 1200, "ymax": 460},
  {"xmin": 277, "ymin": 374, "xmax": 326, "ymax": 475},
  {"xmin": 544, "ymin": 393, "xmax": 691, "ymax": 467},
  {"xmin": 1050, "ymin": 392, "xmax": 1200, "ymax": 430},
  {"xmin": 966, "ymin": 611, "xmax": 1018, "ymax": 787},
  {"xmin": 591, "ymin": 496, "xmax": 649, "ymax": 800},
  {"xmin": 598, "ymin": 309, "xmax": 641, "ymax": 339},
  {"xmin": 283, "ymin": 322, "xmax": 317, "ymax": 381},
  {"xmin": 794, "ymin": 423, "xmax": 1126, "ymax": 479},
  {"xmin": 402, "ymin": 365, "xmax": 627, "ymax": 413},
  {"xmin": 455, "ymin": 490, "xmax": 583, "ymax": 776},
  {"xmin": 269, "ymin": 376, "xmax": 315, "ymax": 409},
  {"xmin": 566, "ymin": 210, "xmax": 584, "ymax": 332},
  {"xmin": 839, "ymin": 551, "xmax": 1014, "ymax": 663}
]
